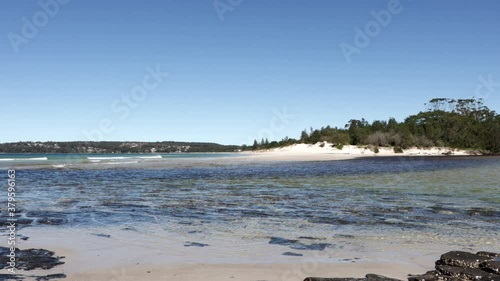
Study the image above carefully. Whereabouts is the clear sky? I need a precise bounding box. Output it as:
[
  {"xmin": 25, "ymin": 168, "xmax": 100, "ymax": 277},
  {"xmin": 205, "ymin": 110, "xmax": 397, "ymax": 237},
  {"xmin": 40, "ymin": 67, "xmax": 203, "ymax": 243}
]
[{"xmin": 1, "ymin": 0, "xmax": 499, "ymax": 145}]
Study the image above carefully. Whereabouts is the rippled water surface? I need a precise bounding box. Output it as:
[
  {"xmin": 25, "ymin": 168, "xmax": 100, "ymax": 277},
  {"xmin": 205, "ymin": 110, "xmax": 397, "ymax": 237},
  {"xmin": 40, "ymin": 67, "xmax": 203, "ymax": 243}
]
[{"xmin": 6, "ymin": 156, "xmax": 500, "ymax": 253}]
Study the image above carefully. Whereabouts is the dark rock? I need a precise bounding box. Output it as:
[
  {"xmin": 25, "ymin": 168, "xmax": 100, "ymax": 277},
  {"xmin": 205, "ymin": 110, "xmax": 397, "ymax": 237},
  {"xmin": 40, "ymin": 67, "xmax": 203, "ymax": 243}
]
[
  {"xmin": 304, "ymin": 277, "xmax": 366, "ymax": 281},
  {"xmin": 269, "ymin": 237, "xmax": 332, "ymax": 251},
  {"xmin": 465, "ymin": 208, "xmax": 500, "ymax": 217},
  {"xmin": 292, "ymin": 243, "xmax": 331, "ymax": 251},
  {"xmin": 0, "ymin": 217, "xmax": 34, "ymax": 227},
  {"xmin": 0, "ymin": 247, "xmax": 64, "ymax": 270},
  {"xmin": 122, "ymin": 227, "xmax": 137, "ymax": 231},
  {"xmin": 36, "ymin": 218, "xmax": 65, "ymax": 226},
  {"xmin": 1, "ymin": 273, "xmax": 67, "ymax": 281},
  {"xmin": 313, "ymin": 275, "xmax": 341, "ymax": 281},
  {"xmin": 303, "ymin": 276, "xmax": 351, "ymax": 281},
  {"xmin": 439, "ymin": 251, "xmax": 492, "ymax": 268},
  {"xmin": 436, "ymin": 264, "xmax": 494, "ymax": 280},
  {"xmin": 304, "ymin": 251, "xmax": 500, "ymax": 281},
  {"xmin": 26, "ymin": 211, "xmax": 68, "ymax": 226},
  {"xmin": 299, "ymin": 236, "xmax": 325, "ymax": 241},
  {"xmin": 0, "ymin": 274, "xmax": 24, "ymax": 280},
  {"xmin": 407, "ymin": 270, "xmax": 441, "ymax": 281},
  {"xmin": 283, "ymin": 252, "xmax": 303, "ymax": 257},
  {"xmin": 304, "ymin": 274, "xmax": 403, "ymax": 281},
  {"xmin": 365, "ymin": 274, "xmax": 402, "ymax": 281},
  {"xmin": 184, "ymin": 242, "xmax": 209, "ymax": 247},
  {"xmin": 406, "ymin": 251, "xmax": 500, "ymax": 281},
  {"xmin": 35, "ymin": 273, "xmax": 67, "ymax": 280},
  {"xmin": 478, "ymin": 252, "xmax": 500, "ymax": 258},
  {"xmin": 269, "ymin": 237, "xmax": 298, "ymax": 246},
  {"xmin": 334, "ymin": 234, "xmax": 355, "ymax": 239},
  {"xmin": 481, "ymin": 261, "xmax": 500, "ymax": 274},
  {"xmin": 91, "ymin": 233, "xmax": 111, "ymax": 238}
]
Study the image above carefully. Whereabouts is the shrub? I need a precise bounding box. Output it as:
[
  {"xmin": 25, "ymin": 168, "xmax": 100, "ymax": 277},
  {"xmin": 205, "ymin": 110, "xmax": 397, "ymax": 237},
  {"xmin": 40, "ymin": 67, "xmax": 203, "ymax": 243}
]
[
  {"xmin": 394, "ymin": 146, "xmax": 404, "ymax": 153},
  {"xmin": 374, "ymin": 146, "xmax": 380, "ymax": 153},
  {"xmin": 335, "ymin": 143, "xmax": 344, "ymax": 150}
]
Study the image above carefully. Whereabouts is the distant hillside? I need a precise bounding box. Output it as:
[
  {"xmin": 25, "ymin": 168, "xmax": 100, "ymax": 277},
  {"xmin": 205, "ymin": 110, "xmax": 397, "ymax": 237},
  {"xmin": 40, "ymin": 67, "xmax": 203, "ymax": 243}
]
[{"xmin": 0, "ymin": 141, "xmax": 241, "ymax": 153}]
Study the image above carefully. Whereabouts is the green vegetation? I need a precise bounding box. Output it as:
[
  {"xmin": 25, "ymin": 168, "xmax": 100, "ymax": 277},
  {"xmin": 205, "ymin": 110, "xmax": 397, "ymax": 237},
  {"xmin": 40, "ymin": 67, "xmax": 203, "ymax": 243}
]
[
  {"xmin": 248, "ymin": 98, "xmax": 500, "ymax": 154},
  {"xmin": 394, "ymin": 146, "xmax": 404, "ymax": 153},
  {"xmin": 0, "ymin": 141, "xmax": 240, "ymax": 153}
]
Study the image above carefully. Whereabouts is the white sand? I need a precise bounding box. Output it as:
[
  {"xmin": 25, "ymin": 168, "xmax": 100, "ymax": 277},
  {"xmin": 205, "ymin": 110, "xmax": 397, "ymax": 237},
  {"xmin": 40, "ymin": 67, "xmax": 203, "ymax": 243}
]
[
  {"xmin": 239, "ymin": 143, "xmax": 474, "ymax": 162},
  {"xmin": 13, "ymin": 227, "xmax": 444, "ymax": 281}
]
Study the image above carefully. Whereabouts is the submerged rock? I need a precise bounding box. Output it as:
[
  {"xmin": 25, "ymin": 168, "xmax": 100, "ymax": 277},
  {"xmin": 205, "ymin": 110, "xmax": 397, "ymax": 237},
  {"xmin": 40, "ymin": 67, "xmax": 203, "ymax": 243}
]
[
  {"xmin": 184, "ymin": 242, "xmax": 209, "ymax": 247},
  {"xmin": 269, "ymin": 237, "xmax": 333, "ymax": 251},
  {"xmin": 91, "ymin": 233, "xmax": 111, "ymax": 238},
  {"xmin": 283, "ymin": 252, "xmax": 304, "ymax": 257},
  {"xmin": 299, "ymin": 236, "xmax": 326, "ymax": 241}
]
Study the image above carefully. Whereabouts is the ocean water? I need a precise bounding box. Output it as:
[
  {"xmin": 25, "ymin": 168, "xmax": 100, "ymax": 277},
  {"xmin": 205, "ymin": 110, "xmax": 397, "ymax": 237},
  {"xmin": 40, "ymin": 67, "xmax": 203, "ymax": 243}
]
[
  {"xmin": 3, "ymin": 155, "xmax": 500, "ymax": 258},
  {"xmin": 0, "ymin": 153, "xmax": 237, "ymax": 169}
]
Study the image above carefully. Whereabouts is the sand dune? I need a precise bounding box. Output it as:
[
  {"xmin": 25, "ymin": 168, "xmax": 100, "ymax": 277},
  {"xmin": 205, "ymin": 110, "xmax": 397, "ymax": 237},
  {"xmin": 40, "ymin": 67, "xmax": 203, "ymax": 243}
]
[{"xmin": 241, "ymin": 143, "xmax": 474, "ymax": 162}]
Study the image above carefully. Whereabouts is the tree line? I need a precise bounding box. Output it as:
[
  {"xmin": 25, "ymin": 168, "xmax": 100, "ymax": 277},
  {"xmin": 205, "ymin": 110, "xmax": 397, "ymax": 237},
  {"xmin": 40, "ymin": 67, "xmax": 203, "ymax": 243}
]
[
  {"xmin": 0, "ymin": 141, "xmax": 241, "ymax": 153},
  {"xmin": 249, "ymin": 98, "xmax": 500, "ymax": 153}
]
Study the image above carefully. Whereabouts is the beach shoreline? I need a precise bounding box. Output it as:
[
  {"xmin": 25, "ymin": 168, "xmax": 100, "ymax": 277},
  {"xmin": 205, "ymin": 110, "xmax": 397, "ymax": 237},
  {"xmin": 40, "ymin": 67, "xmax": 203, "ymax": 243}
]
[
  {"xmin": 1, "ymin": 144, "xmax": 486, "ymax": 170},
  {"xmin": 11, "ymin": 227, "xmax": 443, "ymax": 281},
  {"xmin": 231, "ymin": 143, "xmax": 478, "ymax": 163}
]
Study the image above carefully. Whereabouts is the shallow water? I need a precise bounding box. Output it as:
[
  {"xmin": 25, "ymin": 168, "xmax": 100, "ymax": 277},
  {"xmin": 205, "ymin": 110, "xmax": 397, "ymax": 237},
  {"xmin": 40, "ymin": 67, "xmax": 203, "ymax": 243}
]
[
  {"xmin": 4, "ymin": 155, "xmax": 500, "ymax": 257},
  {"xmin": 0, "ymin": 153, "xmax": 237, "ymax": 169}
]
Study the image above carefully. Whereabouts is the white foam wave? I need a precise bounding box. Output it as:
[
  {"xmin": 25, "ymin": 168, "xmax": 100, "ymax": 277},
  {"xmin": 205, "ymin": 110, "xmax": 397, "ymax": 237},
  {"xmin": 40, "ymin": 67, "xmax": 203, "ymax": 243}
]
[
  {"xmin": 0, "ymin": 157, "xmax": 48, "ymax": 161},
  {"xmin": 136, "ymin": 155, "xmax": 162, "ymax": 159},
  {"xmin": 102, "ymin": 161, "xmax": 139, "ymax": 165},
  {"xmin": 87, "ymin": 156, "xmax": 127, "ymax": 160},
  {"xmin": 87, "ymin": 155, "xmax": 162, "ymax": 160},
  {"xmin": 25, "ymin": 157, "xmax": 48, "ymax": 161}
]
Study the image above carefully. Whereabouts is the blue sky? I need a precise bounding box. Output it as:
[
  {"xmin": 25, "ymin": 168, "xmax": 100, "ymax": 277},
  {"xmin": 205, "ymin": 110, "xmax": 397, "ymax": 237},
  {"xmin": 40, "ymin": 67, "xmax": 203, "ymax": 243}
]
[{"xmin": 1, "ymin": 0, "xmax": 499, "ymax": 145}]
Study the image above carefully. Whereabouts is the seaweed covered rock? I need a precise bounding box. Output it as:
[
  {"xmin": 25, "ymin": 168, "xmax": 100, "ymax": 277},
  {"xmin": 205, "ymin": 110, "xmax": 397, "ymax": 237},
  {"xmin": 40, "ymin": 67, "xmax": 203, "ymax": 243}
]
[
  {"xmin": 438, "ymin": 251, "xmax": 491, "ymax": 268},
  {"xmin": 408, "ymin": 251, "xmax": 500, "ymax": 281},
  {"xmin": 0, "ymin": 247, "xmax": 64, "ymax": 270}
]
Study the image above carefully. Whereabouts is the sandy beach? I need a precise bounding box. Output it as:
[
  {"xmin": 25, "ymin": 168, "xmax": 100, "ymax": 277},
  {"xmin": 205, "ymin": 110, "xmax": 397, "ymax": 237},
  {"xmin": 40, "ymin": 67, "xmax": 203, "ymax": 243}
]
[
  {"xmin": 14, "ymin": 227, "xmax": 444, "ymax": 281},
  {"xmin": 235, "ymin": 143, "xmax": 474, "ymax": 163}
]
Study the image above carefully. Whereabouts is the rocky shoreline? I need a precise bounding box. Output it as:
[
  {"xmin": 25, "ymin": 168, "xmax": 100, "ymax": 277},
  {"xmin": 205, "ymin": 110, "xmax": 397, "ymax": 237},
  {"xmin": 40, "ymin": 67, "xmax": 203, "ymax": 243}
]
[{"xmin": 306, "ymin": 251, "xmax": 500, "ymax": 281}]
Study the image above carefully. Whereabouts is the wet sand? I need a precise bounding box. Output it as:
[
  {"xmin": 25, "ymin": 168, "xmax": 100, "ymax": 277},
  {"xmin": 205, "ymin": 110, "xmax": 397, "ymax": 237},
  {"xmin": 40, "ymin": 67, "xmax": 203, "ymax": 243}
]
[{"xmin": 10, "ymin": 226, "xmax": 486, "ymax": 281}]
